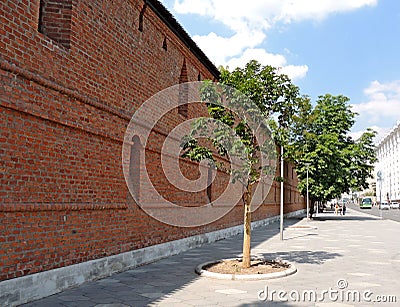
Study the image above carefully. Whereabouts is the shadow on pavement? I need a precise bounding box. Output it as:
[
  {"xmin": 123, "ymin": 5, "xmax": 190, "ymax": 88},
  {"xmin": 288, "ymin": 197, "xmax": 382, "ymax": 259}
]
[
  {"xmin": 311, "ymin": 215, "xmax": 379, "ymax": 221},
  {"xmin": 259, "ymin": 250, "xmax": 342, "ymax": 265},
  {"xmin": 282, "ymin": 233, "xmax": 318, "ymax": 241}
]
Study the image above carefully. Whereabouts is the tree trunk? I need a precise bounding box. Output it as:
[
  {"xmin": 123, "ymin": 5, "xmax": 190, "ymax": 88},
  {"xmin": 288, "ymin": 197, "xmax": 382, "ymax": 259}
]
[{"xmin": 242, "ymin": 186, "xmax": 252, "ymax": 268}]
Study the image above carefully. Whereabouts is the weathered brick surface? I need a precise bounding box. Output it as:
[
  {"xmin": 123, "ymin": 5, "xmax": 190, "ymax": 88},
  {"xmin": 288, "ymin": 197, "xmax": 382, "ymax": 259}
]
[{"xmin": 0, "ymin": 0, "xmax": 305, "ymax": 281}]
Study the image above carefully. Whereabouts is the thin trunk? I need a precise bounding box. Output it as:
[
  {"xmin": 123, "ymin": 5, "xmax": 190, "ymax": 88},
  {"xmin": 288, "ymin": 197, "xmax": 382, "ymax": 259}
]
[{"xmin": 242, "ymin": 186, "xmax": 252, "ymax": 268}]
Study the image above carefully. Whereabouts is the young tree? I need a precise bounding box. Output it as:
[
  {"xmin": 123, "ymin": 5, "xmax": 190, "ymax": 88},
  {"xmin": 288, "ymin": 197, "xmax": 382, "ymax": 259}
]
[{"xmin": 181, "ymin": 61, "xmax": 299, "ymax": 268}]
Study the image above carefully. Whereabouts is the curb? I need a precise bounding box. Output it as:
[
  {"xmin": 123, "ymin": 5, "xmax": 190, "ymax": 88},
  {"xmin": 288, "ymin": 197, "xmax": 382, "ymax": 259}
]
[{"xmin": 195, "ymin": 258, "xmax": 297, "ymax": 281}]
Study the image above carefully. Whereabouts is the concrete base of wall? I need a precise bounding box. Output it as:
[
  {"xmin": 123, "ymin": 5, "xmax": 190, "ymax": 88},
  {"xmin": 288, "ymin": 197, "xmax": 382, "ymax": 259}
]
[{"xmin": 0, "ymin": 209, "xmax": 305, "ymax": 306}]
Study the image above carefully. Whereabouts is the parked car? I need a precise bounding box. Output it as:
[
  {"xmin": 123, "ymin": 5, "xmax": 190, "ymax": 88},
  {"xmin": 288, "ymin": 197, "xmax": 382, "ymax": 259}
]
[
  {"xmin": 380, "ymin": 202, "xmax": 390, "ymax": 210},
  {"xmin": 390, "ymin": 202, "xmax": 399, "ymax": 209}
]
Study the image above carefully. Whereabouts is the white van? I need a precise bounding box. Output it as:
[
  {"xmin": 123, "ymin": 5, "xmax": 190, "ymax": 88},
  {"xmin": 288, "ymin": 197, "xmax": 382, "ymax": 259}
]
[{"xmin": 380, "ymin": 201, "xmax": 390, "ymax": 210}]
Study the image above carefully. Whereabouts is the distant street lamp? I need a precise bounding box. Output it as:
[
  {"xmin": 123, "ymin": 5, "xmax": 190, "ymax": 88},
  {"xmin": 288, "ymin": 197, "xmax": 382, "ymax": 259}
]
[
  {"xmin": 377, "ymin": 170, "xmax": 382, "ymax": 217},
  {"xmin": 377, "ymin": 171, "xmax": 382, "ymax": 205},
  {"xmin": 389, "ymin": 172, "xmax": 391, "ymax": 203},
  {"xmin": 305, "ymin": 163, "xmax": 310, "ymax": 221},
  {"xmin": 280, "ymin": 145, "xmax": 284, "ymax": 240}
]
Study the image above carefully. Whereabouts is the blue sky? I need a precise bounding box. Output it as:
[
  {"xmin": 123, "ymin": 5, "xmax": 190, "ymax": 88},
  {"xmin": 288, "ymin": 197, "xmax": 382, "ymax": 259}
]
[{"xmin": 160, "ymin": 0, "xmax": 400, "ymax": 142}]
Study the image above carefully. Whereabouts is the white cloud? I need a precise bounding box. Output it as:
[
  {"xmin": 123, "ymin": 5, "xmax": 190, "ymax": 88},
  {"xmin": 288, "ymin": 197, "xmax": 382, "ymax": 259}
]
[
  {"xmin": 349, "ymin": 130, "xmax": 365, "ymax": 141},
  {"xmin": 351, "ymin": 80, "xmax": 400, "ymax": 143},
  {"xmin": 349, "ymin": 126, "xmax": 391, "ymax": 144},
  {"xmin": 172, "ymin": 0, "xmax": 376, "ymax": 77},
  {"xmin": 352, "ymin": 80, "xmax": 400, "ymax": 122},
  {"xmin": 173, "ymin": 0, "xmax": 214, "ymax": 17},
  {"xmin": 225, "ymin": 49, "xmax": 308, "ymax": 81},
  {"xmin": 226, "ymin": 49, "xmax": 286, "ymax": 70},
  {"xmin": 276, "ymin": 0, "xmax": 377, "ymax": 23},
  {"xmin": 193, "ymin": 30, "xmax": 266, "ymax": 66},
  {"xmin": 192, "ymin": 32, "xmax": 309, "ymax": 80},
  {"xmin": 373, "ymin": 126, "xmax": 394, "ymax": 144},
  {"xmin": 280, "ymin": 65, "xmax": 309, "ymax": 81},
  {"xmin": 173, "ymin": 0, "xmax": 377, "ymax": 31},
  {"xmin": 174, "ymin": 0, "xmax": 273, "ymax": 32}
]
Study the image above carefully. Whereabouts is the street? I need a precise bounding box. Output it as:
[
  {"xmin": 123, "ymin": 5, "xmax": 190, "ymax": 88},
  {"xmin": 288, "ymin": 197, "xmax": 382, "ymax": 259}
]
[{"xmin": 347, "ymin": 202, "xmax": 400, "ymax": 222}]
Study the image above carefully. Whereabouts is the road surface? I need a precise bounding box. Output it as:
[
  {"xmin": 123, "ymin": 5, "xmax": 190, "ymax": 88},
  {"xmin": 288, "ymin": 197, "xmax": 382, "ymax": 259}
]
[{"xmin": 346, "ymin": 202, "xmax": 400, "ymax": 222}]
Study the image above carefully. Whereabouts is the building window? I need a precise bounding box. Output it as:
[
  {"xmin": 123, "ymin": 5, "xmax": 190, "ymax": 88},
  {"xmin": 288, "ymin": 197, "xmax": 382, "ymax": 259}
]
[
  {"xmin": 38, "ymin": 0, "xmax": 73, "ymax": 49},
  {"xmin": 178, "ymin": 59, "xmax": 188, "ymax": 117}
]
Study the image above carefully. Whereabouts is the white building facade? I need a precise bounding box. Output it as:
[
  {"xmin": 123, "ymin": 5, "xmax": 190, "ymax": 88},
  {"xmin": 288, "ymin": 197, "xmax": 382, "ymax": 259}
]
[{"xmin": 375, "ymin": 121, "xmax": 400, "ymax": 203}]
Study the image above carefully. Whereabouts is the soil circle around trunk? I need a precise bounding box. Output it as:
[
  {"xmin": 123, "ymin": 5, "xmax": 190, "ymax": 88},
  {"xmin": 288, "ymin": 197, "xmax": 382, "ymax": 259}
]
[{"xmin": 196, "ymin": 257, "xmax": 297, "ymax": 280}]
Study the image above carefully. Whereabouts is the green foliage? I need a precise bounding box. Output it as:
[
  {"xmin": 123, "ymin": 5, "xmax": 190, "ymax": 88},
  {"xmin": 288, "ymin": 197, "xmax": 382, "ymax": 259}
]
[
  {"xmin": 181, "ymin": 82, "xmax": 276, "ymax": 186},
  {"xmin": 220, "ymin": 61, "xmax": 300, "ymax": 133},
  {"xmin": 180, "ymin": 61, "xmax": 297, "ymax": 187},
  {"xmin": 285, "ymin": 94, "xmax": 377, "ymax": 202},
  {"xmin": 347, "ymin": 128, "xmax": 377, "ymax": 191},
  {"xmin": 181, "ymin": 60, "xmax": 377, "ymax": 205}
]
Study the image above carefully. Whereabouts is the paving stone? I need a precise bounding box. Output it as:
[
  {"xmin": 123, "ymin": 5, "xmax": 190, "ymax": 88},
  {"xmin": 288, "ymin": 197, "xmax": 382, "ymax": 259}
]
[
  {"xmin": 20, "ymin": 209, "xmax": 400, "ymax": 307},
  {"xmin": 57, "ymin": 295, "xmax": 91, "ymax": 302},
  {"xmin": 153, "ymin": 303, "xmax": 189, "ymax": 307},
  {"xmin": 85, "ymin": 295, "xmax": 123, "ymax": 304},
  {"xmin": 215, "ymin": 289, "xmax": 247, "ymax": 295},
  {"xmin": 96, "ymin": 279, "xmax": 121, "ymax": 284},
  {"xmin": 23, "ymin": 298, "xmax": 68, "ymax": 307},
  {"xmin": 62, "ymin": 301, "xmax": 97, "ymax": 307},
  {"xmin": 94, "ymin": 304, "xmax": 131, "ymax": 307}
]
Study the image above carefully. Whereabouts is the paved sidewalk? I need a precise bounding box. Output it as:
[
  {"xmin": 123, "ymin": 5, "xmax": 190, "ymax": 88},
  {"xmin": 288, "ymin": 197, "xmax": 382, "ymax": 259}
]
[{"xmin": 24, "ymin": 209, "xmax": 400, "ymax": 306}]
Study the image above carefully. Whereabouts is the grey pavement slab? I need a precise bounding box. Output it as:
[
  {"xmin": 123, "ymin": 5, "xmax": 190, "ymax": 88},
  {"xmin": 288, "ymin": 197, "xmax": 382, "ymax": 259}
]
[{"xmin": 22, "ymin": 209, "xmax": 399, "ymax": 306}]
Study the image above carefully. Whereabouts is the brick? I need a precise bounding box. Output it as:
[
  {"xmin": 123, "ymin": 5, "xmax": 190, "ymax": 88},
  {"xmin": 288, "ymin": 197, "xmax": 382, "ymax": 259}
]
[{"xmin": 0, "ymin": 0, "xmax": 305, "ymax": 282}]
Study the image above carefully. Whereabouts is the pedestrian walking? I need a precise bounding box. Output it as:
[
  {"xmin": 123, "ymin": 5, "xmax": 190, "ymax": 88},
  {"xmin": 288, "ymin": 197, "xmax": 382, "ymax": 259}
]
[
  {"xmin": 335, "ymin": 203, "xmax": 339, "ymax": 215},
  {"xmin": 342, "ymin": 203, "xmax": 346, "ymax": 215}
]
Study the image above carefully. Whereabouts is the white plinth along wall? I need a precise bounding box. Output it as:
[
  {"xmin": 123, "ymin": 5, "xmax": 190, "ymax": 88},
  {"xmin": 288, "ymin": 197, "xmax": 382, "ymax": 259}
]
[{"xmin": 375, "ymin": 121, "xmax": 400, "ymax": 203}]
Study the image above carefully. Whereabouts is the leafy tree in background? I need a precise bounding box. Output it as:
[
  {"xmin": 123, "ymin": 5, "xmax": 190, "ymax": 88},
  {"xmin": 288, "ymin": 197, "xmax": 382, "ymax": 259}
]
[
  {"xmin": 284, "ymin": 94, "xmax": 377, "ymax": 214},
  {"xmin": 347, "ymin": 128, "xmax": 377, "ymax": 192}
]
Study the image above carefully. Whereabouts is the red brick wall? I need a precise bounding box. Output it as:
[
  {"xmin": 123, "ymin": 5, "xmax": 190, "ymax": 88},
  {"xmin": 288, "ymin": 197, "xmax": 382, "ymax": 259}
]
[{"xmin": 0, "ymin": 0, "xmax": 305, "ymax": 281}]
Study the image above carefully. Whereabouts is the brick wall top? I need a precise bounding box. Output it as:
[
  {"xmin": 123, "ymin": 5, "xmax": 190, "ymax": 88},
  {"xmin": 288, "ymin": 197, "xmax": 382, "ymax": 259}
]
[
  {"xmin": 1, "ymin": 0, "xmax": 219, "ymax": 115},
  {"xmin": 146, "ymin": 0, "xmax": 220, "ymax": 78}
]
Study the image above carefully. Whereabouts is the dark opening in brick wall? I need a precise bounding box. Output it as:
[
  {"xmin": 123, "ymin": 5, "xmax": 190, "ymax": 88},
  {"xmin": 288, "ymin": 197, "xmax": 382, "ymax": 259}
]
[
  {"xmin": 139, "ymin": 3, "xmax": 147, "ymax": 32},
  {"xmin": 178, "ymin": 59, "xmax": 188, "ymax": 117},
  {"xmin": 129, "ymin": 136, "xmax": 142, "ymax": 200},
  {"xmin": 162, "ymin": 36, "xmax": 167, "ymax": 50},
  {"xmin": 38, "ymin": 0, "xmax": 73, "ymax": 49},
  {"xmin": 207, "ymin": 167, "xmax": 213, "ymax": 202}
]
